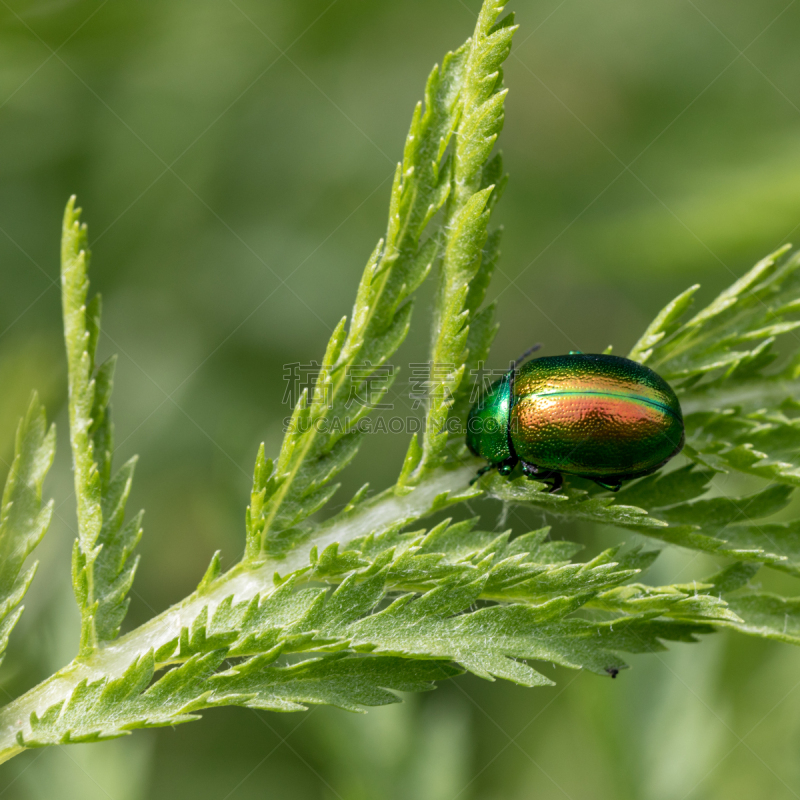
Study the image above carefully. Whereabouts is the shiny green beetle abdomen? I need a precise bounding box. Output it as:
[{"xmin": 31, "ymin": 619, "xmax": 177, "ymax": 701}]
[{"xmin": 510, "ymin": 354, "xmax": 684, "ymax": 480}]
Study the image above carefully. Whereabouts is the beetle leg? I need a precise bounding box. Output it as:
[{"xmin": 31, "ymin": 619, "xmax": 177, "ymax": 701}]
[
  {"xmin": 470, "ymin": 459, "xmax": 517, "ymax": 485},
  {"xmin": 521, "ymin": 461, "xmax": 563, "ymax": 493},
  {"xmin": 593, "ymin": 478, "xmax": 622, "ymax": 492},
  {"xmin": 545, "ymin": 471, "xmax": 563, "ymax": 494},
  {"xmin": 470, "ymin": 464, "xmax": 494, "ymax": 485}
]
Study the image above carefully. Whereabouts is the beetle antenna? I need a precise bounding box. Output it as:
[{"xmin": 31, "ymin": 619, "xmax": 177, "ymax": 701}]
[{"xmin": 512, "ymin": 343, "xmax": 542, "ymax": 371}]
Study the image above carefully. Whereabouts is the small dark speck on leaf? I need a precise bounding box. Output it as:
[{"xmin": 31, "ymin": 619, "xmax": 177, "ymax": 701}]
[{"xmin": 606, "ymin": 667, "xmax": 619, "ymax": 679}]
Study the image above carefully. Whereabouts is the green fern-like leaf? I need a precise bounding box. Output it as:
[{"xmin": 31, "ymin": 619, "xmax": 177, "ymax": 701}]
[
  {"xmin": 62, "ymin": 198, "xmax": 142, "ymax": 654},
  {"xmin": 413, "ymin": 1, "xmax": 515, "ymax": 477},
  {"xmin": 0, "ymin": 395, "xmax": 55, "ymax": 665},
  {"xmin": 17, "ymin": 652, "xmax": 458, "ymax": 747},
  {"xmin": 244, "ymin": 26, "xmax": 478, "ymax": 559},
  {"xmin": 14, "ymin": 519, "xmax": 726, "ymax": 746},
  {"xmin": 634, "ymin": 245, "xmax": 800, "ymax": 484}
]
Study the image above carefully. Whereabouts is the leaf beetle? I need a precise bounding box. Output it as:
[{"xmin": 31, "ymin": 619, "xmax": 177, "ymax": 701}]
[{"xmin": 466, "ymin": 347, "xmax": 685, "ymax": 493}]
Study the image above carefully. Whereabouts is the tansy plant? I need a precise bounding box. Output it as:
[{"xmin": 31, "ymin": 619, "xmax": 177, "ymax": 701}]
[{"xmin": 0, "ymin": 0, "xmax": 799, "ymax": 764}]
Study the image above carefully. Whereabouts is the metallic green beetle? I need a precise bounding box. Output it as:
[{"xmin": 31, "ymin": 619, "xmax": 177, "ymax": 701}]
[{"xmin": 466, "ymin": 350, "xmax": 684, "ymax": 493}]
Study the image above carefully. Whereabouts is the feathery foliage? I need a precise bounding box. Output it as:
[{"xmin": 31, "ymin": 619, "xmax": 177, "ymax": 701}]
[
  {"xmin": 62, "ymin": 198, "xmax": 142, "ymax": 655},
  {"xmin": 245, "ymin": 8, "xmax": 473, "ymax": 557},
  {"xmin": 412, "ymin": 0, "xmax": 513, "ymax": 477},
  {"xmin": 0, "ymin": 395, "xmax": 54, "ymax": 666},
  {"xmin": 13, "ymin": 518, "xmax": 726, "ymax": 748},
  {"xmin": 0, "ymin": 0, "xmax": 799, "ymax": 767}
]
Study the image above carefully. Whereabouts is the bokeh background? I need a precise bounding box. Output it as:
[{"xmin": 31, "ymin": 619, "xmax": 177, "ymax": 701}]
[{"xmin": 1, "ymin": 0, "xmax": 800, "ymax": 797}]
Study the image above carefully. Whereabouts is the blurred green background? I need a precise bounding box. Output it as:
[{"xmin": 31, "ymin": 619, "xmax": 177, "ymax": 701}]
[{"xmin": 1, "ymin": 0, "xmax": 800, "ymax": 797}]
